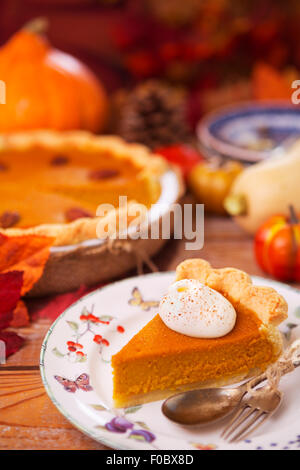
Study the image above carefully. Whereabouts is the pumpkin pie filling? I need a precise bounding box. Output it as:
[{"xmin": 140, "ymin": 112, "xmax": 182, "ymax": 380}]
[
  {"xmin": 0, "ymin": 132, "xmax": 166, "ymax": 244},
  {"xmin": 112, "ymin": 259, "xmax": 287, "ymax": 408}
]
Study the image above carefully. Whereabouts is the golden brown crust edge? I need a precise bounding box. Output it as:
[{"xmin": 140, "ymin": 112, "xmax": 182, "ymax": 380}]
[
  {"xmin": 0, "ymin": 130, "xmax": 169, "ymax": 246},
  {"xmin": 0, "ymin": 130, "xmax": 167, "ymax": 175},
  {"xmin": 0, "ymin": 201, "xmax": 145, "ymax": 246},
  {"xmin": 175, "ymin": 259, "xmax": 288, "ymax": 327}
]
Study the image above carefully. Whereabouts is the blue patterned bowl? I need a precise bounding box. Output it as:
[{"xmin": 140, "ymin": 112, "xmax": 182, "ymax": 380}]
[{"xmin": 197, "ymin": 101, "xmax": 300, "ymax": 162}]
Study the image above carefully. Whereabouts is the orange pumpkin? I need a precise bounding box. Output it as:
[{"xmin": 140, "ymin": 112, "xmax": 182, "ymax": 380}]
[
  {"xmin": 0, "ymin": 18, "xmax": 108, "ymax": 133},
  {"xmin": 254, "ymin": 206, "xmax": 300, "ymax": 282}
]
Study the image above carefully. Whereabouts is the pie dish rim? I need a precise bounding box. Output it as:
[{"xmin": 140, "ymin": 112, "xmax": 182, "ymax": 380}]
[{"xmin": 0, "ymin": 130, "xmax": 172, "ymax": 247}]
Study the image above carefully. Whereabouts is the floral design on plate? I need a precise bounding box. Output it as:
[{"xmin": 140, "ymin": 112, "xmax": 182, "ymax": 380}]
[
  {"xmin": 93, "ymin": 405, "xmax": 157, "ymax": 446},
  {"xmin": 51, "ymin": 305, "xmax": 125, "ymax": 363},
  {"xmin": 40, "ymin": 273, "xmax": 300, "ymax": 450}
]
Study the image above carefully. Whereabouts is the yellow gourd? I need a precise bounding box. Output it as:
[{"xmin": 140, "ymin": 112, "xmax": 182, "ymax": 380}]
[
  {"xmin": 224, "ymin": 142, "xmax": 300, "ymax": 234},
  {"xmin": 188, "ymin": 160, "xmax": 243, "ymax": 215}
]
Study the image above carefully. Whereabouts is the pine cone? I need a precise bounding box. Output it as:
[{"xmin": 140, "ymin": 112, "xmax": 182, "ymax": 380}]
[{"xmin": 118, "ymin": 81, "xmax": 191, "ymax": 149}]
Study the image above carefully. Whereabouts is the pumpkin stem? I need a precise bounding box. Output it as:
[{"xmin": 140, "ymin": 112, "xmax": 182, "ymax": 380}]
[
  {"xmin": 223, "ymin": 194, "xmax": 248, "ymax": 216},
  {"xmin": 289, "ymin": 205, "xmax": 299, "ymax": 224},
  {"xmin": 23, "ymin": 17, "xmax": 48, "ymax": 35}
]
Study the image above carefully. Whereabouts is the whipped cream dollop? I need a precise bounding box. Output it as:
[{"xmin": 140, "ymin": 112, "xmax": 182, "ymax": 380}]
[{"xmin": 159, "ymin": 279, "xmax": 236, "ymax": 338}]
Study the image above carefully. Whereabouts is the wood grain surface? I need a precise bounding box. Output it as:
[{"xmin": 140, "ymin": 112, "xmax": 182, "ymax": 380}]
[{"xmin": 0, "ymin": 216, "xmax": 298, "ymax": 450}]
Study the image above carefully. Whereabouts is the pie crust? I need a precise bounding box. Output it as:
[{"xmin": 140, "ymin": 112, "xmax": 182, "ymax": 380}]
[
  {"xmin": 176, "ymin": 259, "xmax": 288, "ymax": 326},
  {"xmin": 0, "ymin": 131, "xmax": 167, "ymax": 246},
  {"xmin": 112, "ymin": 259, "xmax": 288, "ymax": 408}
]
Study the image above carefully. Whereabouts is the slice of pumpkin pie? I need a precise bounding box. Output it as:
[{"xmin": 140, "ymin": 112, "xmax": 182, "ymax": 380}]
[{"xmin": 112, "ymin": 259, "xmax": 287, "ymax": 408}]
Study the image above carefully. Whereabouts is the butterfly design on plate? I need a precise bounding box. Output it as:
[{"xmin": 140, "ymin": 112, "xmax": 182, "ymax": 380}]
[
  {"xmin": 128, "ymin": 287, "xmax": 159, "ymax": 312},
  {"xmin": 54, "ymin": 373, "xmax": 93, "ymax": 393}
]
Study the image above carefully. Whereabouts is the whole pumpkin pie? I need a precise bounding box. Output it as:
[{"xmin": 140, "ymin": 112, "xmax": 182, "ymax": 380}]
[
  {"xmin": 0, "ymin": 131, "xmax": 166, "ymax": 246},
  {"xmin": 112, "ymin": 259, "xmax": 287, "ymax": 408}
]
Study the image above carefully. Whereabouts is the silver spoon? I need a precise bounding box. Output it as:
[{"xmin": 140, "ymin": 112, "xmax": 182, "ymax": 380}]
[{"xmin": 162, "ymin": 359, "xmax": 300, "ymax": 426}]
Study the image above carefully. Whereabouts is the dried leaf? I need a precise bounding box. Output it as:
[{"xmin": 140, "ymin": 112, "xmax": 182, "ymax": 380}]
[
  {"xmin": 0, "ymin": 271, "xmax": 23, "ymax": 329},
  {"xmin": 10, "ymin": 300, "xmax": 29, "ymax": 328},
  {"xmin": 31, "ymin": 283, "xmax": 105, "ymax": 321},
  {"xmin": 31, "ymin": 285, "xmax": 89, "ymax": 321},
  {"xmin": 0, "ymin": 233, "xmax": 54, "ymax": 294},
  {"xmin": 252, "ymin": 62, "xmax": 292, "ymax": 100},
  {"xmin": 0, "ymin": 330, "xmax": 24, "ymax": 358}
]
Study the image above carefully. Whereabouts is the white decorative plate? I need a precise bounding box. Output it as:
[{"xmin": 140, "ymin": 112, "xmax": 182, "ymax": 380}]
[{"xmin": 40, "ymin": 272, "xmax": 300, "ymax": 450}]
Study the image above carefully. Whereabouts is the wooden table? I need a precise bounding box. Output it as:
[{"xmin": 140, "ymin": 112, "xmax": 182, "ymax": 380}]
[{"xmin": 0, "ymin": 216, "xmax": 297, "ymax": 450}]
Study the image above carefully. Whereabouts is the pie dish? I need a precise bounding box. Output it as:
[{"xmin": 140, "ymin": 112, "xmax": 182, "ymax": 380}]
[
  {"xmin": 0, "ymin": 131, "xmax": 183, "ymax": 295},
  {"xmin": 0, "ymin": 130, "xmax": 167, "ymax": 245},
  {"xmin": 112, "ymin": 259, "xmax": 288, "ymax": 408}
]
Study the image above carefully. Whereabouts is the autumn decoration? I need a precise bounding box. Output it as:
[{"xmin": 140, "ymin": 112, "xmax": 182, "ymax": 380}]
[
  {"xmin": 156, "ymin": 144, "xmax": 203, "ymax": 180},
  {"xmin": 0, "ymin": 233, "xmax": 54, "ymax": 358},
  {"xmin": 255, "ymin": 206, "xmax": 300, "ymax": 282},
  {"xmin": 188, "ymin": 159, "xmax": 243, "ymax": 215},
  {"xmin": 0, "ymin": 18, "xmax": 108, "ymax": 133},
  {"xmin": 252, "ymin": 62, "xmax": 297, "ymax": 101}
]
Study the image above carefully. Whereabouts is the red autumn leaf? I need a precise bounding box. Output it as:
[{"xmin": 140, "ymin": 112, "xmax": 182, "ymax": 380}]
[
  {"xmin": 0, "ymin": 233, "xmax": 54, "ymax": 295},
  {"xmin": 0, "ymin": 271, "xmax": 23, "ymax": 329},
  {"xmin": 10, "ymin": 300, "xmax": 30, "ymax": 328},
  {"xmin": 31, "ymin": 285, "xmax": 90, "ymax": 321},
  {"xmin": 0, "ymin": 330, "xmax": 24, "ymax": 358},
  {"xmin": 31, "ymin": 283, "xmax": 105, "ymax": 322},
  {"xmin": 155, "ymin": 144, "xmax": 204, "ymax": 179},
  {"xmin": 252, "ymin": 62, "xmax": 293, "ymax": 100}
]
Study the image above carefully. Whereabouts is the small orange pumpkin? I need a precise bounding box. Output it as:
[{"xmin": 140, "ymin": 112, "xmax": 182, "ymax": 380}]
[
  {"xmin": 0, "ymin": 18, "xmax": 108, "ymax": 133},
  {"xmin": 254, "ymin": 206, "xmax": 300, "ymax": 282}
]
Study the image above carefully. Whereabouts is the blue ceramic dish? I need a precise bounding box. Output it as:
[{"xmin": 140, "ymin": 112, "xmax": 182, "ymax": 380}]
[{"xmin": 197, "ymin": 101, "xmax": 300, "ymax": 162}]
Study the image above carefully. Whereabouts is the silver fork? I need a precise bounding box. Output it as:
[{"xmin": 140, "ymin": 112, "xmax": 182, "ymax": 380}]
[
  {"xmin": 221, "ymin": 341, "xmax": 300, "ymax": 443},
  {"xmin": 221, "ymin": 387, "xmax": 282, "ymax": 443}
]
